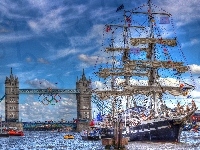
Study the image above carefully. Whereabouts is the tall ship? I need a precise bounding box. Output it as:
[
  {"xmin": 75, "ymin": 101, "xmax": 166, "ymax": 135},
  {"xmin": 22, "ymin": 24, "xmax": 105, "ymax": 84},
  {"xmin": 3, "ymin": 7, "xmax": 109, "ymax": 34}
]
[{"xmin": 93, "ymin": 0, "xmax": 198, "ymax": 142}]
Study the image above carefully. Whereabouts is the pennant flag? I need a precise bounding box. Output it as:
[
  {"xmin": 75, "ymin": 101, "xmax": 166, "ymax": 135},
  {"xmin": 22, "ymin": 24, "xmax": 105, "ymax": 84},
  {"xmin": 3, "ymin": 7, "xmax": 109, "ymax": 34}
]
[
  {"xmin": 180, "ymin": 84, "xmax": 184, "ymax": 88},
  {"xmin": 163, "ymin": 48, "xmax": 168, "ymax": 54},
  {"xmin": 116, "ymin": 4, "xmax": 124, "ymax": 12},
  {"xmin": 130, "ymin": 47, "xmax": 140, "ymax": 55},
  {"xmin": 89, "ymin": 120, "xmax": 95, "ymax": 126},
  {"xmin": 126, "ymin": 16, "xmax": 131, "ymax": 23},
  {"xmin": 106, "ymin": 25, "xmax": 111, "ymax": 32},
  {"xmin": 160, "ymin": 16, "xmax": 170, "ymax": 24}
]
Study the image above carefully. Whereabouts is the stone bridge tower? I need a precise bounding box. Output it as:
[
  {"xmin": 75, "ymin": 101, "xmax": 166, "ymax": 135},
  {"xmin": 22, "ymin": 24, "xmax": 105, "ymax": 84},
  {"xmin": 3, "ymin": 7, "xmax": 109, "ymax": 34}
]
[
  {"xmin": 76, "ymin": 69, "xmax": 92, "ymax": 132},
  {"xmin": 4, "ymin": 68, "xmax": 23, "ymax": 131},
  {"xmin": 5, "ymin": 68, "xmax": 19, "ymax": 122}
]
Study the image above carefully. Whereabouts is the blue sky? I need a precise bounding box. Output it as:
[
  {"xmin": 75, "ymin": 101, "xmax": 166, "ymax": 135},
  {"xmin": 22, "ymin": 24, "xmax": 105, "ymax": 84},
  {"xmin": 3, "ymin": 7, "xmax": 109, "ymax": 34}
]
[{"xmin": 0, "ymin": 0, "xmax": 200, "ymax": 122}]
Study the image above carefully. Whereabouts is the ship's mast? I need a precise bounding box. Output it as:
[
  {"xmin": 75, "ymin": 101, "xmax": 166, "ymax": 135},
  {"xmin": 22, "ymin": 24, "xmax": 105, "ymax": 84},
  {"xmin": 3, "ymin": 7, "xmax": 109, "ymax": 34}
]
[
  {"xmin": 147, "ymin": 0, "xmax": 158, "ymax": 114},
  {"xmin": 122, "ymin": 11, "xmax": 131, "ymax": 109},
  {"xmin": 110, "ymin": 34, "xmax": 116, "ymax": 118}
]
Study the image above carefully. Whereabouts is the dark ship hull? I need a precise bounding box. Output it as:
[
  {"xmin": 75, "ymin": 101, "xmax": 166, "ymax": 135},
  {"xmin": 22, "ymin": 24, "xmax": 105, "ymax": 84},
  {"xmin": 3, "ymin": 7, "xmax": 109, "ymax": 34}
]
[
  {"xmin": 101, "ymin": 109, "xmax": 197, "ymax": 142},
  {"xmin": 102, "ymin": 120, "xmax": 182, "ymax": 142},
  {"xmin": 125, "ymin": 120, "xmax": 182, "ymax": 142}
]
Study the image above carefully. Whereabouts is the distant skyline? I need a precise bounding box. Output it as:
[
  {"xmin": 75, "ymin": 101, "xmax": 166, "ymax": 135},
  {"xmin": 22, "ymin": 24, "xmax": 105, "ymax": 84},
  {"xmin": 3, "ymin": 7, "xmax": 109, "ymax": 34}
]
[{"xmin": 0, "ymin": 0, "xmax": 200, "ymax": 122}]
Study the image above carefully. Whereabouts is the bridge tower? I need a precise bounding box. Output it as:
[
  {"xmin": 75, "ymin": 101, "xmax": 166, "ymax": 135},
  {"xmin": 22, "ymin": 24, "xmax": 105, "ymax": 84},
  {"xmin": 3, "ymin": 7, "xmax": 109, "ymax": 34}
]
[
  {"xmin": 5, "ymin": 68, "xmax": 19, "ymax": 122},
  {"xmin": 76, "ymin": 69, "xmax": 92, "ymax": 132},
  {"xmin": 5, "ymin": 68, "xmax": 23, "ymax": 130}
]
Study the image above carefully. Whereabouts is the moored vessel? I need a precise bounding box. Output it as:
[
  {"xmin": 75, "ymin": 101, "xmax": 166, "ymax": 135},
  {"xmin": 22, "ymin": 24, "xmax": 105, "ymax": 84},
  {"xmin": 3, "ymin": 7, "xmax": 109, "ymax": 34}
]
[
  {"xmin": 8, "ymin": 129, "xmax": 24, "ymax": 136},
  {"xmin": 93, "ymin": 0, "xmax": 198, "ymax": 142}
]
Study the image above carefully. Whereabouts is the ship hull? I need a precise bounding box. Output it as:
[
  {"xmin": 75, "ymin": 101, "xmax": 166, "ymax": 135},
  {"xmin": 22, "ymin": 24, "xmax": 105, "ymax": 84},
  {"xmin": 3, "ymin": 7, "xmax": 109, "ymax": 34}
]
[
  {"xmin": 101, "ymin": 119, "xmax": 184, "ymax": 142},
  {"xmin": 125, "ymin": 120, "xmax": 182, "ymax": 142}
]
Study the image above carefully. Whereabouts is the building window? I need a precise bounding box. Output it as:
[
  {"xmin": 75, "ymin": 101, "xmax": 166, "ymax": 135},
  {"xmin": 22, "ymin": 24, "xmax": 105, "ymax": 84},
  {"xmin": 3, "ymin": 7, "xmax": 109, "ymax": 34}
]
[
  {"xmin": 9, "ymin": 106, "xmax": 17, "ymax": 110},
  {"xmin": 10, "ymin": 98, "xmax": 15, "ymax": 103},
  {"xmin": 9, "ymin": 113, "xmax": 15, "ymax": 118}
]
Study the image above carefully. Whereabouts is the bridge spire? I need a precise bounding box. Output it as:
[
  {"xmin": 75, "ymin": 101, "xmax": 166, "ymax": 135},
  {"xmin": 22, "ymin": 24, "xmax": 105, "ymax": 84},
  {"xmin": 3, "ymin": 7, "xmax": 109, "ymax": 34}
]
[{"xmin": 82, "ymin": 68, "xmax": 86, "ymax": 80}]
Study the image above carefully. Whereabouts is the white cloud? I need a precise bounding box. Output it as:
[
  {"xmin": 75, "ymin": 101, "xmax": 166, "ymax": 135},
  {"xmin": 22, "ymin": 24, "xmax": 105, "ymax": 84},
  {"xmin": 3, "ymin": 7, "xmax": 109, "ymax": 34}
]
[
  {"xmin": 188, "ymin": 64, "xmax": 200, "ymax": 74},
  {"xmin": 92, "ymin": 81, "xmax": 107, "ymax": 90},
  {"xmin": 78, "ymin": 54, "xmax": 107, "ymax": 65},
  {"xmin": 69, "ymin": 24, "xmax": 104, "ymax": 47},
  {"xmin": 19, "ymin": 95, "xmax": 77, "ymax": 122},
  {"xmin": 26, "ymin": 57, "xmax": 32, "ymax": 62},
  {"xmin": 0, "ymin": 33, "xmax": 33, "ymax": 43},
  {"xmin": 181, "ymin": 38, "xmax": 200, "ymax": 48},
  {"xmin": 16, "ymin": 71, "xmax": 37, "ymax": 82},
  {"xmin": 191, "ymin": 39, "xmax": 200, "ymax": 45},
  {"xmin": 28, "ymin": 7, "xmax": 66, "ymax": 33},
  {"xmin": 49, "ymin": 48, "xmax": 77, "ymax": 60},
  {"xmin": 6, "ymin": 63, "xmax": 22, "ymax": 68},
  {"xmin": 25, "ymin": 78, "xmax": 57, "ymax": 89},
  {"xmin": 37, "ymin": 58, "xmax": 49, "ymax": 64}
]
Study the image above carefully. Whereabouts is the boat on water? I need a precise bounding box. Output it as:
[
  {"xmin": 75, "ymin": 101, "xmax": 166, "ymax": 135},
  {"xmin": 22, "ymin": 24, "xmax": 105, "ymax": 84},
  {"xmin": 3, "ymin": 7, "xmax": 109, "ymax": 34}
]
[
  {"xmin": 80, "ymin": 120, "xmax": 102, "ymax": 140},
  {"xmin": 64, "ymin": 134, "xmax": 74, "ymax": 139},
  {"xmin": 93, "ymin": 0, "xmax": 198, "ymax": 142},
  {"xmin": 8, "ymin": 129, "xmax": 24, "ymax": 136}
]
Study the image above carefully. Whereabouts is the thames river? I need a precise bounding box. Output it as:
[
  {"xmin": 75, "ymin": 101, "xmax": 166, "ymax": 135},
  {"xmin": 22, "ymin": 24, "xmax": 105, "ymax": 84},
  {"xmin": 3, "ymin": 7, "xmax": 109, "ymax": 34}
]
[{"xmin": 0, "ymin": 131, "xmax": 199, "ymax": 150}]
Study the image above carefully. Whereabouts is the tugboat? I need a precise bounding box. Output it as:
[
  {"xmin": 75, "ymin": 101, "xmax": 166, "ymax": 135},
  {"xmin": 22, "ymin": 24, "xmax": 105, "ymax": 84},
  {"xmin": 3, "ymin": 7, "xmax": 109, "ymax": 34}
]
[{"xmin": 93, "ymin": 0, "xmax": 198, "ymax": 142}]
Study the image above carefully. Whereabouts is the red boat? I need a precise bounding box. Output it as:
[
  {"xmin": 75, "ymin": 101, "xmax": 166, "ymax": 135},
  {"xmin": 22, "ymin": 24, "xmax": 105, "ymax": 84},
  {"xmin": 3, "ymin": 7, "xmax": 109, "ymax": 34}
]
[{"xmin": 8, "ymin": 130, "xmax": 24, "ymax": 136}]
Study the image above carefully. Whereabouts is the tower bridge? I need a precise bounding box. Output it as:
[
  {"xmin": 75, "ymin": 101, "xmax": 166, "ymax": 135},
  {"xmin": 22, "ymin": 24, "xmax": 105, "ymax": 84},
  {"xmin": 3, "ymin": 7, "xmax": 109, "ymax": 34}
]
[{"xmin": 0, "ymin": 68, "xmax": 110, "ymax": 132}]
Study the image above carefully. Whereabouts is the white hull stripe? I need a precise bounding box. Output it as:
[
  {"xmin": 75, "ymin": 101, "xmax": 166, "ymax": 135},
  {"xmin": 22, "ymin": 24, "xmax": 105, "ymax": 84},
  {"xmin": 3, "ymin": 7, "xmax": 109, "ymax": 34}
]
[{"xmin": 122, "ymin": 125, "xmax": 169, "ymax": 134}]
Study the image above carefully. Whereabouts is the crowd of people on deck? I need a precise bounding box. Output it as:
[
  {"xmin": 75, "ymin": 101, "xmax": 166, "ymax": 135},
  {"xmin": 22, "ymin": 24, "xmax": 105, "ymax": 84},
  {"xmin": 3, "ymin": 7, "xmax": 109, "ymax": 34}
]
[{"xmin": 97, "ymin": 99, "xmax": 197, "ymax": 128}]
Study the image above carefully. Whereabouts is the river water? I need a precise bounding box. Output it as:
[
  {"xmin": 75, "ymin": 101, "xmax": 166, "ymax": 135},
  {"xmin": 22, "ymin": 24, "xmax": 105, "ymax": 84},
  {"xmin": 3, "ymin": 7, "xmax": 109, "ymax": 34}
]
[{"xmin": 0, "ymin": 131, "xmax": 199, "ymax": 150}]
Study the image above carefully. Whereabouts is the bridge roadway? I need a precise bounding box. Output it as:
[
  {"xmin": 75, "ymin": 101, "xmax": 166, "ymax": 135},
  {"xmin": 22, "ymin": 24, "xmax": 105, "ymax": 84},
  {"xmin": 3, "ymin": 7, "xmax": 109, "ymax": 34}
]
[{"xmin": 0, "ymin": 88, "xmax": 112, "ymax": 114}]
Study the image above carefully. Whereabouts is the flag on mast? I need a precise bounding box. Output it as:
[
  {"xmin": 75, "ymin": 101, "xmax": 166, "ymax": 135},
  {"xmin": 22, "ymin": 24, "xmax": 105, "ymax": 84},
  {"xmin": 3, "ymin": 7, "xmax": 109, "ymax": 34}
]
[{"xmin": 160, "ymin": 16, "xmax": 170, "ymax": 24}]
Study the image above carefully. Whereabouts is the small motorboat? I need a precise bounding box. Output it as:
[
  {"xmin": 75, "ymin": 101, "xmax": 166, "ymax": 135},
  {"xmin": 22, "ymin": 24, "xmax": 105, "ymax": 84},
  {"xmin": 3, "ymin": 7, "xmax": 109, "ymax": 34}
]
[
  {"xmin": 64, "ymin": 134, "xmax": 74, "ymax": 139},
  {"xmin": 8, "ymin": 130, "xmax": 24, "ymax": 136}
]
